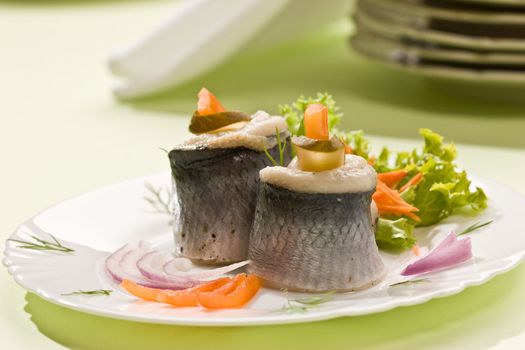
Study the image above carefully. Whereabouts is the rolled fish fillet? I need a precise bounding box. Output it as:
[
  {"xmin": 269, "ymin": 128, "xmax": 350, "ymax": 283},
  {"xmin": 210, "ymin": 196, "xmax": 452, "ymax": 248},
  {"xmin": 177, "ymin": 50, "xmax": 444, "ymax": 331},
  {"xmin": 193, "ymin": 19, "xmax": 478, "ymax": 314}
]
[
  {"xmin": 248, "ymin": 155, "xmax": 386, "ymax": 292},
  {"xmin": 169, "ymin": 111, "xmax": 292, "ymax": 265}
]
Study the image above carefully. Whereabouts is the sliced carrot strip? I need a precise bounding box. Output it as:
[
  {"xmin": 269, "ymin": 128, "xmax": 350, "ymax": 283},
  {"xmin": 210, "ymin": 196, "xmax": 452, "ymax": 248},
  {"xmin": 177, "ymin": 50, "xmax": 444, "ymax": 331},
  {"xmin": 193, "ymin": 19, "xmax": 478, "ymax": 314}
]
[
  {"xmin": 120, "ymin": 279, "xmax": 163, "ymax": 302},
  {"xmin": 197, "ymin": 274, "xmax": 261, "ymax": 309},
  {"xmin": 197, "ymin": 88, "xmax": 226, "ymax": 116},
  {"xmin": 373, "ymin": 179, "xmax": 420, "ymax": 221},
  {"xmin": 405, "ymin": 212, "xmax": 421, "ymax": 222},
  {"xmin": 378, "ymin": 170, "xmax": 408, "ymax": 189},
  {"xmin": 400, "ymin": 173, "xmax": 424, "ymax": 193},
  {"xmin": 411, "ymin": 245, "xmax": 421, "ymax": 256},
  {"xmin": 368, "ymin": 156, "xmax": 376, "ymax": 166},
  {"xmin": 304, "ymin": 104, "xmax": 329, "ymax": 140}
]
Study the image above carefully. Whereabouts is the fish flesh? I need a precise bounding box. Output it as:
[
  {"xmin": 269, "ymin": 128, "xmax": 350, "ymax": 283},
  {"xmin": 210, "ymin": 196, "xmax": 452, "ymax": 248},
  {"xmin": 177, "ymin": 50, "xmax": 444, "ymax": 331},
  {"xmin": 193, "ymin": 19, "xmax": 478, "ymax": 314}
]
[
  {"xmin": 169, "ymin": 112, "xmax": 291, "ymax": 265},
  {"xmin": 248, "ymin": 155, "xmax": 386, "ymax": 291}
]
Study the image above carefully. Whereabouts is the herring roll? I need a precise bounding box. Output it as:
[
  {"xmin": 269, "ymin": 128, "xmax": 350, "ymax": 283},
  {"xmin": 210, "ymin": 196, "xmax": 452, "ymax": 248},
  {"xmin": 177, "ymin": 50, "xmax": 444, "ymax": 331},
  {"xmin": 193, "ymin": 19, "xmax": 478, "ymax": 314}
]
[
  {"xmin": 248, "ymin": 103, "xmax": 385, "ymax": 292},
  {"xmin": 169, "ymin": 89, "xmax": 291, "ymax": 265},
  {"xmin": 248, "ymin": 156, "xmax": 385, "ymax": 291}
]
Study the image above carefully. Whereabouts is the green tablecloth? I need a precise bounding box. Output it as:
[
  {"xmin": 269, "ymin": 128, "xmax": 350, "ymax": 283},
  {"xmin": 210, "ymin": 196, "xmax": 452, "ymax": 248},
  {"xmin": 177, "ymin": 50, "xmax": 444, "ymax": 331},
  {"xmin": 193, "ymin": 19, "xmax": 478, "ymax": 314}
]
[{"xmin": 1, "ymin": 1, "xmax": 525, "ymax": 349}]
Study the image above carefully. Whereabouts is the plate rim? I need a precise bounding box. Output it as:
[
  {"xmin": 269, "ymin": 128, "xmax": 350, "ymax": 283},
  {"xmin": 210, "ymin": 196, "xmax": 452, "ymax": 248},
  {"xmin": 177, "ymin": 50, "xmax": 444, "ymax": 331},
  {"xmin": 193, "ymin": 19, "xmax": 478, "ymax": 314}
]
[{"xmin": 4, "ymin": 172, "xmax": 525, "ymax": 326}]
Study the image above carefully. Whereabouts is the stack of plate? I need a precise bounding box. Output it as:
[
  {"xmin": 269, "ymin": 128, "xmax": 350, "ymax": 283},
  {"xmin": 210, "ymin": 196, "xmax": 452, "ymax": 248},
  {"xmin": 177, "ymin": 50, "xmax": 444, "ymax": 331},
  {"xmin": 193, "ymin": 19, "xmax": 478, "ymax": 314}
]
[{"xmin": 351, "ymin": 0, "xmax": 525, "ymax": 90}]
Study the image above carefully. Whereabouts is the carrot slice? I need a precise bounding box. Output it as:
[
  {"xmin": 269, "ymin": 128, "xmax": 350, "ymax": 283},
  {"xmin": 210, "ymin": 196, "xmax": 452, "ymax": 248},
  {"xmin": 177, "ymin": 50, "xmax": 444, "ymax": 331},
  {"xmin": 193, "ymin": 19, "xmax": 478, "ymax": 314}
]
[
  {"xmin": 378, "ymin": 170, "xmax": 408, "ymax": 189},
  {"xmin": 197, "ymin": 274, "xmax": 261, "ymax": 309},
  {"xmin": 373, "ymin": 179, "xmax": 420, "ymax": 221},
  {"xmin": 304, "ymin": 104, "xmax": 329, "ymax": 140},
  {"xmin": 197, "ymin": 88, "xmax": 226, "ymax": 116},
  {"xmin": 120, "ymin": 279, "xmax": 163, "ymax": 302},
  {"xmin": 399, "ymin": 173, "xmax": 424, "ymax": 193}
]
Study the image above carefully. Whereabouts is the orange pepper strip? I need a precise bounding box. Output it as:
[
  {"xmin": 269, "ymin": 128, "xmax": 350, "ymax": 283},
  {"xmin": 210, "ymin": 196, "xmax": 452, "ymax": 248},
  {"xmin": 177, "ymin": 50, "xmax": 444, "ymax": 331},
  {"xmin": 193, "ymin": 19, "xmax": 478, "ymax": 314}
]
[
  {"xmin": 120, "ymin": 279, "xmax": 164, "ymax": 302},
  {"xmin": 304, "ymin": 104, "xmax": 329, "ymax": 140},
  {"xmin": 378, "ymin": 170, "xmax": 408, "ymax": 189},
  {"xmin": 399, "ymin": 173, "xmax": 424, "ymax": 193},
  {"xmin": 158, "ymin": 277, "xmax": 231, "ymax": 307},
  {"xmin": 197, "ymin": 87, "xmax": 226, "ymax": 116},
  {"xmin": 197, "ymin": 274, "xmax": 261, "ymax": 309},
  {"xmin": 121, "ymin": 277, "xmax": 233, "ymax": 307}
]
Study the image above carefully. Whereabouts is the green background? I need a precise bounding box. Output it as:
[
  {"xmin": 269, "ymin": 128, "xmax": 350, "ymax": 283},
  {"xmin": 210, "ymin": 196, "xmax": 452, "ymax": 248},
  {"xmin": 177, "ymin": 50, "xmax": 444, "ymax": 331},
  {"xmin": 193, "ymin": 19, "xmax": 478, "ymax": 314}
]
[{"xmin": 1, "ymin": 1, "xmax": 525, "ymax": 349}]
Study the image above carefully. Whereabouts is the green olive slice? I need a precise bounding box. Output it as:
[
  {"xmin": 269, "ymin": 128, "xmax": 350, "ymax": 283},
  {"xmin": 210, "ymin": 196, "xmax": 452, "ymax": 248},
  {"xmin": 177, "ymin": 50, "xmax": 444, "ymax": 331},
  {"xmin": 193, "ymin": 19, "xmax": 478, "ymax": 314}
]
[
  {"xmin": 292, "ymin": 135, "xmax": 345, "ymax": 172},
  {"xmin": 189, "ymin": 111, "xmax": 251, "ymax": 135}
]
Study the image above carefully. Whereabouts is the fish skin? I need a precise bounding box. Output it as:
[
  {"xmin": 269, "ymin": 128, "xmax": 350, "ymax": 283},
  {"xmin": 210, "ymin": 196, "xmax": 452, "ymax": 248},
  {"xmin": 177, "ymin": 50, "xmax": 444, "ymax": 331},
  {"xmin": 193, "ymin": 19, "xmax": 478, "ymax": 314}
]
[
  {"xmin": 169, "ymin": 139, "xmax": 291, "ymax": 265},
  {"xmin": 248, "ymin": 182, "xmax": 386, "ymax": 292}
]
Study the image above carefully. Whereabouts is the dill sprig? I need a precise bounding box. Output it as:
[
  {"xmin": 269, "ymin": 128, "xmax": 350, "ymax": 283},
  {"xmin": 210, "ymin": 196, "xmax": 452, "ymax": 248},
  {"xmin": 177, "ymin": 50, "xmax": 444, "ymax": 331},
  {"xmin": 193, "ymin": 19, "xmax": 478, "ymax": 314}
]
[
  {"xmin": 457, "ymin": 220, "xmax": 493, "ymax": 236},
  {"xmin": 389, "ymin": 278, "xmax": 430, "ymax": 287},
  {"xmin": 143, "ymin": 182, "xmax": 172, "ymax": 215},
  {"xmin": 8, "ymin": 234, "xmax": 74, "ymax": 253},
  {"xmin": 263, "ymin": 128, "xmax": 287, "ymax": 166},
  {"xmin": 280, "ymin": 289, "xmax": 335, "ymax": 313},
  {"xmin": 62, "ymin": 289, "xmax": 112, "ymax": 296}
]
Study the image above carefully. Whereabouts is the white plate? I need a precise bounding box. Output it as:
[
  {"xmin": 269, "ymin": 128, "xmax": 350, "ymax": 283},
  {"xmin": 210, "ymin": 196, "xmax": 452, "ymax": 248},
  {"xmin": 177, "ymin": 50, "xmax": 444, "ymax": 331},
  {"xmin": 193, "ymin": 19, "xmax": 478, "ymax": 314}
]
[{"xmin": 3, "ymin": 172, "xmax": 525, "ymax": 326}]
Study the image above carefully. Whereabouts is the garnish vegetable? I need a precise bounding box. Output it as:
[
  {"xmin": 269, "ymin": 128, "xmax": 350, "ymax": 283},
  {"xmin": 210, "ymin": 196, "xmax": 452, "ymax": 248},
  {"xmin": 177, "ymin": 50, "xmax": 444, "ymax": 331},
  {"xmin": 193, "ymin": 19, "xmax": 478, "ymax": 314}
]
[
  {"xmin": 291, "ymin": 99, "xmax": 345, "ymax": 172},
  {"xmin": 293, "ymin": 136, "xmax": 345, "ymax": 172},
  {"xmin": 377, "ymin": 170, "xmax": 408, "ymax": 189},
  {"xmin": 280, "ymin": 94, "xmax": 488, "ymax": 250},
  {"xmin": 197, "ymin": 87, "xmax": 225, "ymax": 116},
  {"xmin": 9, "ymin": 234, "xmax": 75, "ymax": 253},
  {"xmin": 62, "ymin": 289, "xmax": 113, "ymax": 296},
  {"xmin": 457, "ymin": 220, "xmax": 493, "ymax": 236},
  {"xmin": 189, "ymin": 88, "xmax": 251, "ymax": 134},
  {"xmin": 280, "ymin": 290, "xmax": 335, "ymax": 313},
  {"xmin": 263, "ymin": 127, "xmax": 288, "ymax": 166},
  {"xmin": 401, "ymin": 233, "xmax": 472, "ymax": 276},
  {"xmin": 303, "ymin": 104, "xmax": 329, "ymax": 140},
  {"xmin": 121, "ymin": 273, "xmax": 261, "ymax": 309},
  {"xmin": 373, "ymin": 180, "xmax": 420, "ymax": 222}
]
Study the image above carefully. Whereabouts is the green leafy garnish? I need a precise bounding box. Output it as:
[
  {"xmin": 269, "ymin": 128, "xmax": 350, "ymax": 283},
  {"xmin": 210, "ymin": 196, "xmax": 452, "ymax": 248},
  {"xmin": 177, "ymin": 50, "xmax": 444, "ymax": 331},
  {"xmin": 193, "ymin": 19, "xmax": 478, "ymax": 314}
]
[
  {"xmin": 372, "ymin": 129, "xmax": 488, "ymax": 249},
  {"xmin": 263, "ymin": 127, "xmax": 287, "ymax": 166},
  {"xmin": 8, "ymin": 234, "xmax": 74, "ymax": 253},
  {"xmin": 393, "ymin": 129, "xmax": 488, "ymax": 226},
  {"xmin": 278, "ymin": 93, "xmax": 489, "ymax": 251},
  {"xmin": 280, "ymin": 289, "xmax": 335, "ymax": 313},
  {"xmin": 62, "ymin": 289, "xmax": 113, "ymax": 296},
  {"xmin": 390, "ymin": 278, "xmax": 429, "ymax": 287},
  {"xmin": 375, "ymin": 218, "xmax": 416, "ymax": 250},
  {"xmin": 279, "ymin": 92, "xmax": 342, "ymax": 136},
  {"xmin": 457, "ymin": 220, "xmax": 493, "ymax": 236},
  {"xmin": 144, "ymin": 182, "xmax": 172, "ymax": 215},
  {"xmin": 339, "ymin": 130, "xmax": 371, "ymax": 159}
]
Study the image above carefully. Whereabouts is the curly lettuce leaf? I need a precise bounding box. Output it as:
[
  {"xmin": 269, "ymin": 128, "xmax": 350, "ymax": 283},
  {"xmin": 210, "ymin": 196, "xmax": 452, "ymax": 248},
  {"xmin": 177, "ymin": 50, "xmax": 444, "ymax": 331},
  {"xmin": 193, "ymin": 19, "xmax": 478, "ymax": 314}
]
[
  {"xmin": 375, "ymin": 218, "xmax": 416, "ymax": 250},
  {"xmin": 378, "ymin": 128, "xmax": 488, "ymax": 227},
  {"xmin": 341, "ymin": 130, "xmax": 371, "ymax": 159}
]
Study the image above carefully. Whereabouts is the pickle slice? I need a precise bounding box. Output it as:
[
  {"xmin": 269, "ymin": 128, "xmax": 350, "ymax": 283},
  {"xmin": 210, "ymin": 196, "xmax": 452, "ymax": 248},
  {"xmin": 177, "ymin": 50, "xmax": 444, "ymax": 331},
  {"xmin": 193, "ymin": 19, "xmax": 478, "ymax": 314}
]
[
  {"xmin": 292, "ymin": 135, "xmax": 345, "ymax": 172},
  {"xmin": 189, "ymin": 111, "xmax": 251, "ymax": 135}
]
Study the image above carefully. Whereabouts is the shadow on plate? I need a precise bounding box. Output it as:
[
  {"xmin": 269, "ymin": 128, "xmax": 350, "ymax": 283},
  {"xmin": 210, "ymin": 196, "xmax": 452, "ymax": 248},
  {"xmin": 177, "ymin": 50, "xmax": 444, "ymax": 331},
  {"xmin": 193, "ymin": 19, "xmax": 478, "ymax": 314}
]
[
  {"xmin": 24, "ymin": 262, "xmax": 525, "ymax": 350},
  {"xmin": 123, "ymin": 22, "xmax": 525, "ymax": 149}
]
